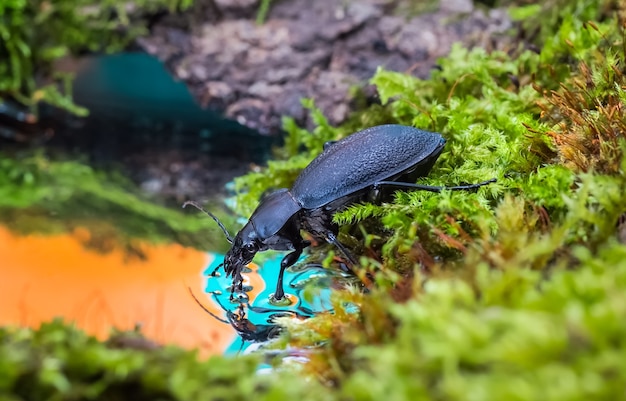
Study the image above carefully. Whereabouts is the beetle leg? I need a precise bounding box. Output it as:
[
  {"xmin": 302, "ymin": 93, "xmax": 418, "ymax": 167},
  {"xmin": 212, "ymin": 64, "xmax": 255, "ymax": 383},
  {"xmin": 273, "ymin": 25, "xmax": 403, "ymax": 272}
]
[
  {"xmin": 230, "ymin": 270, "xmax": 246, "ymax": 302},
  {"xmin": 300, "ymin": 208, "xmax": 358, "ymax": 267},
  {"xmin": 210, "ymin": 262, "xmax": 224, "ymax": 277},
  {"xmin": 326, "ymin": 231, "xmax": 358, "ymax": 266},
  {"xmin": 274, "ymin": 241, "xmax": 310, "ymax": 300},
  {"xmin": 373, "ymin": 178, "xmax": 496, "ymax": 193}
]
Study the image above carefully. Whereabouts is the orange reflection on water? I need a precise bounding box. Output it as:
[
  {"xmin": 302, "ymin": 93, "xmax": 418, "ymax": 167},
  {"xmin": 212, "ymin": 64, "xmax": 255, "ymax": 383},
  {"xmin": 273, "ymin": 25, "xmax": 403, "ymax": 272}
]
[{"xmin": 0, "ymin": 225, "xmax": 240, "ymax": 356}]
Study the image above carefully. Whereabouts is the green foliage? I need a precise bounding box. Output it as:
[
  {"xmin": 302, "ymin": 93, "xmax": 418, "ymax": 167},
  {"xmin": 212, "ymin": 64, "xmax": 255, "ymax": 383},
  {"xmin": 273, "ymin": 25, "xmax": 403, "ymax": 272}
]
[
  {"xmin": 0, "ymin": 319, "xmax": 327, "ymax": 400},
  {"xmin": 510, "ymin": 0, "xmax": 617, "ymax": 59},
  {"xmin": 283, "ymin": 169, "xmax": 626, "ymax": 399},
  {"xmin": 0, "ymin": 152, "xmax": 232, "ymax": 251},
  {"xmin": 335, "ymin": 240, "xmax": 626, "ymax": 401},
  {"xmin": 256, "ymin": 0, "xmax": 273, "ymax": 25},
  {"xmin": 229, "ymin": 0, "xmax": 626, "ymax": 398},
  {"xmin": 0, "ymin": 0, "xmax": 192, "ymax": 114}
]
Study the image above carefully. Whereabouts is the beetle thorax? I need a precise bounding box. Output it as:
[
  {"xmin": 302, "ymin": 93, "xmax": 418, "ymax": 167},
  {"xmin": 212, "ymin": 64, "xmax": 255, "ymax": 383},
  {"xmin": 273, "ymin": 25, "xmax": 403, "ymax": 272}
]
[{"xmin": 248, "ymin": 189, "xmax": 301, "ymax": 239}]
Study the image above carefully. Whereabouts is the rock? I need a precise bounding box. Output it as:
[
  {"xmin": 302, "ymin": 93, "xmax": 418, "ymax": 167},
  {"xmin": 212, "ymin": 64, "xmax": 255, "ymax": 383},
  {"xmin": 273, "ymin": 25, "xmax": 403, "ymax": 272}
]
[
  {"xmin": 248, "ymin": 81, "xmax": 283, "ymax": 98},
  {"xmin": 138, "ymin": 0, "xmax": 513, "ymax": 134},
  {"xmin": 440, "ymin": 0, "xmax": 474, "ymax": 13},
  {"xmin": 203, "ymin": 81, "xmax": 234, "ymax": 103},
  {"xmin": 226, "ymin": 98, "xmax": 272, "ymax": 132}
]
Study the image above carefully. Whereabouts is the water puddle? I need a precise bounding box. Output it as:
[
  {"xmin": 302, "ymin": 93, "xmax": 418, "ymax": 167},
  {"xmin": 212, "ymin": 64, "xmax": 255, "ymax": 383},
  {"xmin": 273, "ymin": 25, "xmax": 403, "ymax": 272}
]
[
  {"xmin": 201, "ymin": 255, "xmax": 336, "ymax": 354},
  {"xmin": 0, "ymin": 52, "xmax": 313, "ymax": 357},
  {"xmin": 0, "ymin": 225, "xmax": 338, "ymax": 357},
  {"xmin": 0, "ymin": 226, "xmax": 236, "ymax": 356}
]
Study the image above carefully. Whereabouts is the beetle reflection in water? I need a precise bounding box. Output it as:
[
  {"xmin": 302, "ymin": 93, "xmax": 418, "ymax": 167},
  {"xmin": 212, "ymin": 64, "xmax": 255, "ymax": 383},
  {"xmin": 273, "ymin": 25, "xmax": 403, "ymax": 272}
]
[{"xmin": 188, "ymin": 287, "xmax": 315, "ymax": 353}]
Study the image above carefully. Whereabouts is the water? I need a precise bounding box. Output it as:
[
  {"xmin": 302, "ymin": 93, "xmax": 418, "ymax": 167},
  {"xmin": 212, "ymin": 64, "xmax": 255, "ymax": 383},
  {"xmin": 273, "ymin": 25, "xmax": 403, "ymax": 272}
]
[
  {"xmin": 0, "ymin": 226, "xmax": 230, "ymax": 355},
  {"xmin": 0, "ymin": 52, "xmax": 322, "ymax": 356},
  {"xmin": 0, "ymin": 224, "xmax": 337, "ymax": 356},
  {"xmin": 202, "ymin": 254, "xmax": 335, "ymax": 354},
  {"xmin": 68, "ymin": 52, "xmax": 275, "ymax": 164}
]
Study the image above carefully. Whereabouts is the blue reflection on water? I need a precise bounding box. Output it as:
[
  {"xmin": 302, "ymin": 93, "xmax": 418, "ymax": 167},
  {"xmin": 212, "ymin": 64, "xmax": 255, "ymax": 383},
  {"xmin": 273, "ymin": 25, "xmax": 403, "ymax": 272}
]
[{"xmin": 203, "ymin": 254, "xmax": 334, "ymax": 355}]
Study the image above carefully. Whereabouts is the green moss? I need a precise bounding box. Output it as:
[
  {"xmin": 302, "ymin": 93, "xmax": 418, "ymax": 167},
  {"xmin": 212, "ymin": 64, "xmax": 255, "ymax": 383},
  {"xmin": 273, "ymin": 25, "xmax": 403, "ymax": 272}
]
[
  {"xmin": 0, "ymin": 0, "xmax": 192, "ymax": 114},
  {"xmin": 231, "ymin": 0, "xmax": 626, "ymax": 398},
  {"xmin": 337, "ymin": 239, "xmax": 626, "ymax": 400},
  {"xmin": 0, "ymin": 320, "xmax": 328, "ymax": 400}
]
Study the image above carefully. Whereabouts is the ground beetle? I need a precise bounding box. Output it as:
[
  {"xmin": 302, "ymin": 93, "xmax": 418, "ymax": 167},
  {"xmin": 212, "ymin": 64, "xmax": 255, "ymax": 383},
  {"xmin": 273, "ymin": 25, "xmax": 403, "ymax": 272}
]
[{"xmin": 185, "ymin": 124, "xmax": 495, "ymax": 301}]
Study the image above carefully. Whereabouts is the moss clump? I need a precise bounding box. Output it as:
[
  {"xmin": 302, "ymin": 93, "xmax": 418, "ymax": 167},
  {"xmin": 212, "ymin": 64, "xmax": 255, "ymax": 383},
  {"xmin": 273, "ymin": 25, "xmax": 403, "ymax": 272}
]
[
  {"xmin": 536, "ymin": 21, "xmax": 626, "ymax": 174},
  {"xmin": 0, "ymin": 319, "xmax": 329, "ymax": 400}
]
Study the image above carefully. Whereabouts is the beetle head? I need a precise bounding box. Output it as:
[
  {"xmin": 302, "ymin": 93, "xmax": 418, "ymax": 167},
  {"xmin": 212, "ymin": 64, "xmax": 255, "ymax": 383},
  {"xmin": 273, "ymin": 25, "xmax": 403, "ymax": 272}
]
[{"xmin": 223, "ymin": 222, "xmax": 262, "ymax": 287}]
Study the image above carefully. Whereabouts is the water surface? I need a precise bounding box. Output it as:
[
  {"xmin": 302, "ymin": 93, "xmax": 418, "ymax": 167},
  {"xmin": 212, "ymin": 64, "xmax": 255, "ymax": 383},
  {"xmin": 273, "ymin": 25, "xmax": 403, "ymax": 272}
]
[{"xmin": 0, "ymin": 226, "xmax": 238, "ymax": 356}]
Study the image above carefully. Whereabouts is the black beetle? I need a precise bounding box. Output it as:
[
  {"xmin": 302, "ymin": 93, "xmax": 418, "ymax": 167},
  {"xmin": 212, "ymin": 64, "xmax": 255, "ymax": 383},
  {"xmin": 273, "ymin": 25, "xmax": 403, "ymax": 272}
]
[{"xmin": 185, "ymin": 124, "xmax": 495, "ymax": 301}]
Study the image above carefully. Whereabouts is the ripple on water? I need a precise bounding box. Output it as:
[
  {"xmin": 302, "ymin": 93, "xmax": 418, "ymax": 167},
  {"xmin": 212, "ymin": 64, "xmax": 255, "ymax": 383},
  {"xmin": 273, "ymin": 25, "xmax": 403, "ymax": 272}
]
[{"xmin": 202, "ymin": 254, "xmax": 341, "ymax": 354}]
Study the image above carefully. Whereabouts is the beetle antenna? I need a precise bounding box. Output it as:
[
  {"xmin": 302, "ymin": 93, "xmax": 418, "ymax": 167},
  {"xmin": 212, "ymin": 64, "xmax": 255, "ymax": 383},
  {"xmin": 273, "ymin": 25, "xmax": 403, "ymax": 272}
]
[
  {"xmin": 182, "ymin": 201, "xmax": 234, "ymax": 243},
  {"xmin": 187, "ymin": 287, "xmax": 230, "ymax": 324}
]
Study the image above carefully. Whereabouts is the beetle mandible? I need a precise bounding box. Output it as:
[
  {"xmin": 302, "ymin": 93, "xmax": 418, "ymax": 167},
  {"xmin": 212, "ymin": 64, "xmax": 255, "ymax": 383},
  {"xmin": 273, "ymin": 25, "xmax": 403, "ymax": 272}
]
[{"xmin": 185, "ymin": 124, "xmax": 495, "ymax": 301}]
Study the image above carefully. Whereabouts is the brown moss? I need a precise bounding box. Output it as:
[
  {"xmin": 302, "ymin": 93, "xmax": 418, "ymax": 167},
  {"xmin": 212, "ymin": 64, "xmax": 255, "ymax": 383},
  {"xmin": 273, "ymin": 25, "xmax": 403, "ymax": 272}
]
[{"xmin": 535, "ymin": 21, "xmax": 626, "ymax": 174}]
